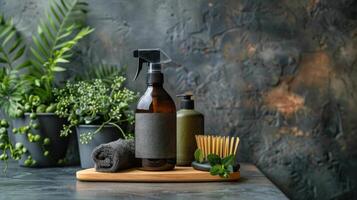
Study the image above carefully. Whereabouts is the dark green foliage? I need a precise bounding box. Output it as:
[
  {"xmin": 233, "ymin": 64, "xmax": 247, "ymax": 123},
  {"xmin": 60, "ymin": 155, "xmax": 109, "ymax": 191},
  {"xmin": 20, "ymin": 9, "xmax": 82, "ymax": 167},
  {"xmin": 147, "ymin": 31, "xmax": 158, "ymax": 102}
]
[
  {"xmin": 75, "ymin": 63, "xmax": 126, "ymax": 86},
  {"xmin": 0, "ymin": 0, "xmax": 93, "ymax": 168},
  {"xmin": 194, "ymin": 148, "xmax": 204, "ymax": 163},
  {"xmin": 0, "ymin": 15, "xmax": 29, "ymax": 70},
  {"xmin": 207, "ymin": 154, "xmax": 235, "ymax": 178},
  {"xmin": 0, "ymin": 15, "xmax": 30, "ymax": 117},
  {"xmin": 194, "ymin": 148, "xmax": 236, "ymax": 178},
  {"xmin": 54, "ymin": 76, "xmax": 138, "ymax": 143},
  {"xmin": 0, "ymin": 68, "xmax": 29, "ymax": 117},
  {"xmin": 207, "ymin": 154, "xmax": 221, "ymax": 166},
  {"xmin": 26, "ymin": 0, "xmax": 93, "ymax": 106},
  {"xmin": 0, "ymin": 0, "xmax": 93, "ymax": 117},
  {"xmin": 0, "ymin": 118, "xmax": 29, "ymax": 172}
]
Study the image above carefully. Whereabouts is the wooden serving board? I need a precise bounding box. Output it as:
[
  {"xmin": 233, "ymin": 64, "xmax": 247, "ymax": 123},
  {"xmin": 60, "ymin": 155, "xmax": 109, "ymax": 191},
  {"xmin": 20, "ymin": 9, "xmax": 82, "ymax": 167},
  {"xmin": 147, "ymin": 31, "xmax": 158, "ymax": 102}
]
[{"xmin": 76, "ymin": 167, "xmax": 240, "ymax": 182}]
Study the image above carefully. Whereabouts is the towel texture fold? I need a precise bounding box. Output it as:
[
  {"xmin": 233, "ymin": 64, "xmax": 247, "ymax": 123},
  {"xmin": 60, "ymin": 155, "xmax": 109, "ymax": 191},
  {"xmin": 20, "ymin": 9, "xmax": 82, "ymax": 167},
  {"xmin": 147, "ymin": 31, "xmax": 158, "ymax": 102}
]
[{"xmin": 92, "ymin": 139, "xmax": 140, "ymax": 172}]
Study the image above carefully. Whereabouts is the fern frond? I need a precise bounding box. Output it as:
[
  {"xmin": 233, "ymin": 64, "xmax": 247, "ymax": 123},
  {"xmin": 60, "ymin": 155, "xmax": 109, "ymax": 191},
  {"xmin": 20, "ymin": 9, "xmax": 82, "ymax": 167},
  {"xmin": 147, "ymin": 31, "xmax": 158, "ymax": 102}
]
[
  {"xmin": 75, "ymin": 63, "xmax": 125, "ymax": 85},
  {"xmin": 0, "ymin": 15, "xmax": 29, "ymax": 70},
  {"xmin": 26, "ymin": 0, "xmax": 93, "ymax": 104},
  {"xmin": 30, "ymin": 0, "xmax": 90, "ymax": 71},
  {"xmin": 0, "ymin": 15, "xmax": 30, "ymax": 117},
  {"xmin": 0, "ymin": 68, "xmax": 29, "ymax": 117}
]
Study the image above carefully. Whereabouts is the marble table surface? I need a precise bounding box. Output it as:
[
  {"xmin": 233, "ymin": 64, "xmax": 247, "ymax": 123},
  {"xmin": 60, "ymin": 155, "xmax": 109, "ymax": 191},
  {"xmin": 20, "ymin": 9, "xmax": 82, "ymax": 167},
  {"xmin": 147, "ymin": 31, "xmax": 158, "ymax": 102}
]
[{"xmin": 0, "ymin": 161, "xmax": 287, "ymax": 200}]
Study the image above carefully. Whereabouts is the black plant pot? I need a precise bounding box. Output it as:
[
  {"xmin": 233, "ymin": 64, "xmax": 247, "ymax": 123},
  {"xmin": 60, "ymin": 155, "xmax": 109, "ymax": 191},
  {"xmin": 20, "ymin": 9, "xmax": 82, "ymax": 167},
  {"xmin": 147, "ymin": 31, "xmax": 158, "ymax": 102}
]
[
  {"xmin": 76, "ymin": 125, "xmax": 121, "ymax": 168},
  {"xmin": 12, "ymin": 113, "xmax": 69, "ymax": 167}
]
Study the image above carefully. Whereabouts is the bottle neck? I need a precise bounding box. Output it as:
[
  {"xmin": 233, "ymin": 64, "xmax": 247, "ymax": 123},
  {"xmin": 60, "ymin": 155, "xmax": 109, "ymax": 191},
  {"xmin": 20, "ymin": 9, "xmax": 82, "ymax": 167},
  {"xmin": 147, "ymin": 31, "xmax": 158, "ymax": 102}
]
[
  {"xmin": 147, "ymin": 82, "xmax": 163, "ymax": 87},
  {"xmin": 147, "ymin": 72, "xmax": 164, "ymax": 85}
]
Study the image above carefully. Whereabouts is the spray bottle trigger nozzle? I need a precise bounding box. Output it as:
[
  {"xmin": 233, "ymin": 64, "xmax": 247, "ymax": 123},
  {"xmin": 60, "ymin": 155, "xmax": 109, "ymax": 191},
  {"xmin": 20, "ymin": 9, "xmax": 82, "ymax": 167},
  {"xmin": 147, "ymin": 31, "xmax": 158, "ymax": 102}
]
[
  {"xmin": 133, "ymin": 50, "xmax": 145, "ymax": 81},
  {"xmin": 133, "ymin": 58, "xmax": 144, "ymax": 81}
]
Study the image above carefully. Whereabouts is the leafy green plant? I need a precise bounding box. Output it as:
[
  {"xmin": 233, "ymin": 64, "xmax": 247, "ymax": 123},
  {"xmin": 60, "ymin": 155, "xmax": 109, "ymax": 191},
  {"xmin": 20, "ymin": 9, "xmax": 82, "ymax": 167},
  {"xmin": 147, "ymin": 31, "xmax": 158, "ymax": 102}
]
[
  {"xmin": 0, "ymin": 69, "xmax": 29, "ymax": 117},
  {"xmin": 54, "ymin": 75, "xmax": 138, "ymax": 144},
  {"xmin": 0, "ymin": 119, "xmax": 28, "ymax": 171},
  {"xmin": 0, "ymin": 15, "xmax": 30, "ymax": 117},
  {"xmin": 194, "ymin": 149, "xmax": 236, "ymax": 178},
  {"xmin": 207, "ymin": 154, "xmax": 235, "ymax": 178},
  {"xmin": 75, "ymin": 62, "xmax": 126, "ymax": 85},
  {"xmin": 23, "ymin": 0, "xmax": 93, "ymax": 111},
  {"xmin": 0, "ymin": 0, "xmax": 93, "ymax": 169},
  {"xmin": 194, "ymin": 148, "xmax": 204, "ymax": 163},
  {"xmin": 0, "ymin": 15, "xmax": 29, "ymax": 70},
  {"xmin": 0, "ymin": 0, "xmax": 93, "ymax": 117}
]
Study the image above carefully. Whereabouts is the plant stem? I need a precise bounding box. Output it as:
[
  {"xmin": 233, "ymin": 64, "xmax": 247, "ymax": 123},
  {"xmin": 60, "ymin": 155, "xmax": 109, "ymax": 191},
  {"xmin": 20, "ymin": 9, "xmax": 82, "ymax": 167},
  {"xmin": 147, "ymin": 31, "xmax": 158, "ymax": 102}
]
[
  {"xmin": 92, "ymin": 117, "xmax": 112, "ymax": 135},
  {"xmin": 108, "ymin": 122, "xmax": 128, "ymax": 139},
  {"xmin": 3, "ymin": 160, "xmax": 8, "ymax": 174}
]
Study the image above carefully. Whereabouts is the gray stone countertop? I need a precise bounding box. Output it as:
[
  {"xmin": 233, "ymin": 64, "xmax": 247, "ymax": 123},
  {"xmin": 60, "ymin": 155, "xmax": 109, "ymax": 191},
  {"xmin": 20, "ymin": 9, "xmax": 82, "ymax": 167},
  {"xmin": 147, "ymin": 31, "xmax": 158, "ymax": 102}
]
[{"xmin": 0, "ymin": 161, "xmax": 287, "ymax": 200}]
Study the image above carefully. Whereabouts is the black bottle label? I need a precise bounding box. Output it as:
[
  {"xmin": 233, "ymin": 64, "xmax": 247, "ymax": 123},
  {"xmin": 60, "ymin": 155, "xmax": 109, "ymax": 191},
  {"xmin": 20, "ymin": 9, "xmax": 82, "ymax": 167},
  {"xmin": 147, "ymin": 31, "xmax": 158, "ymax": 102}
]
[{"xmin": 135, "ymin": 113, "xmax": 176, "ymax": 159}]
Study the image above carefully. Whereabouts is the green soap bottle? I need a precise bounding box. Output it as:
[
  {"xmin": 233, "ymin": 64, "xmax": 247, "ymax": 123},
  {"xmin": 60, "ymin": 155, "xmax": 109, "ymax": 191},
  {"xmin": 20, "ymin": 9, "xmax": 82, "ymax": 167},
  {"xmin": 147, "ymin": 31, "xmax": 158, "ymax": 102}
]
[{"xmin": 176, "ymin": 94, "xmax": 204, "ymax": 166}]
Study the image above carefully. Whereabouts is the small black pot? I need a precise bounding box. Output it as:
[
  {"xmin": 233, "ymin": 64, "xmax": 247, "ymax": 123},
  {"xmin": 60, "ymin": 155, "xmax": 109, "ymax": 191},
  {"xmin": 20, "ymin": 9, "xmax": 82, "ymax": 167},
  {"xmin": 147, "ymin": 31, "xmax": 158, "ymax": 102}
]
[
  {"xmin": 12, "ymin": 113, "xmax": 69, "ymax": 167},
  {"xmin": 76, "ymin": 125, "xmax": 121, "ymax": 168}
]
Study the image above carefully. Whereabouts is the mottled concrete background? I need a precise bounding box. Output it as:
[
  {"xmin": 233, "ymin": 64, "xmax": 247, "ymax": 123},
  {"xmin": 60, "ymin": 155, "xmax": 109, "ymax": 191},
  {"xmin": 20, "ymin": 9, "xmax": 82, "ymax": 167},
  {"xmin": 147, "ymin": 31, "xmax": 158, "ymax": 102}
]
[{"xmin": 1, "ymin": 0, "xmax": 357, "ymax": 199}]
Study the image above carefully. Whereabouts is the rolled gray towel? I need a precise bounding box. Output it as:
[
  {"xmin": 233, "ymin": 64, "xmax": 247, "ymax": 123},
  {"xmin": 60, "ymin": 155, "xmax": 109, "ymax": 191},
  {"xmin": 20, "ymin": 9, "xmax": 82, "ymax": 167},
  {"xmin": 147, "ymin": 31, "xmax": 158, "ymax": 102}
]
[{"xmin": 92, "ymin": 139, "xmax": 140, "ymax": 172}]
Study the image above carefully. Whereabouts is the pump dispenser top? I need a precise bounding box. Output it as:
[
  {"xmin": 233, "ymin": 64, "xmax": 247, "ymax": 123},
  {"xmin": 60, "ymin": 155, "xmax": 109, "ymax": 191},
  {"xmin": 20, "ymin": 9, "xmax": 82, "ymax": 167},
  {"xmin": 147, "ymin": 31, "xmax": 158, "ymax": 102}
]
[{"xmin": 177, "ymin": 94, "xmax": 194, "ymax": 109}]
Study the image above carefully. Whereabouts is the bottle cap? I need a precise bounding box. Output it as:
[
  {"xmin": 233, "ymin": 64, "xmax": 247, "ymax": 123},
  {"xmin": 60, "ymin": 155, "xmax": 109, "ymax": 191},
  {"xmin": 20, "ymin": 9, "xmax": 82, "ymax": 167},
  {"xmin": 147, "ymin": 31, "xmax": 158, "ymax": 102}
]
[{"xmin": 177, "ymin": 93, "xmax": 194, "ymax": 109}]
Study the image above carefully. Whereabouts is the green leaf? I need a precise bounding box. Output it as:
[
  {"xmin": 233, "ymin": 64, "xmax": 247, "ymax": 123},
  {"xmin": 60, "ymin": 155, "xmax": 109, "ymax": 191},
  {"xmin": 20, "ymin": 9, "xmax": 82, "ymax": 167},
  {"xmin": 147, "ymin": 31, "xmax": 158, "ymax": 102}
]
[
  {"xmin": 55, "ymin": 58, "xmax": 69, "ymax": 63},
  {"xmin": 54, "ymin": 1, "xmax": 65, "ymax": 16},
  {"xmin": 53, "ymin": 66, "xmax": 66, "ymax": 72},
  {"xmin": 50, "ymin": 6, "xmax": 61, "ymax": 24},
  {"xmin": 74, "ymin": 63, "xmax": 124, "ymax": 86},
  {"xmin": 34, "ymin": 79, "xmax": 41, "ymax": 87},
  {"xmin": 221, "ymin": 172, "xmax": 230, "ymax": 178},
  {"xmin": 0, "ymin": 55, "xmax": 7, "ymax": 63},
  {"xmin": 0, "ymin": 14, "xmax": 28, "ymax": 74},
  {"xmin": 12, "ymin": 45, "xmax": 25, "ymax": 61},
  {"xmin": 194, "ymin": 149, "xmax": 204, "ymax": 163},
  {"xmin": 40, "ymin": 22, "xmax": 55, "ymax": 41},
  {"xmin": 210, "ymin": 164, "xmax": 221, "ymax": 176},
  {"xmin": 222, "ymin": 154, "xmax": 235, "ymax": 167},
  {"xmin": 2, "ymin": 30, "xmax": 15, "ymax": 46},
  {"xmin": 48, "ymin": 13, "xmax": 57, "ymax": 30},
  {"xmin": 8, "ymin": 38, "xmax": 22, "ymax": 53},
  {"xmin": 30, "ymin": 59, "xmax": 43, "ymax": 69},
  {"xmin": 207, "ymin": 154, "xmax": 221, "ymax": 166},
  {"xmin": 38, "ymin": 30, "xmax": 51, "ymax": 48},
  {"xmin": 0, "ymin": 26, "xmax": 12, "ymax": 39},
  {"xmin": 30, "ymin": 47, "xmax": 45, "ymax": 63},
  {"xmin": 16, "ymin": 60, "xmax": 31, "ymax": 69},
  {"xmin": 0, "ymin": 1, "xmax": 92, "ymax": 118},
  {"xmin": 226, "ymin": 165, "xmax": 234, "ymax": 173},
  {"xmin": 218, "ymin": 165, "xmax": 226, "ymax": 174},
  {"xmin": 32, "ymin": 35, "xmax": 49, "ymax": 57},
  {"xmin": 60, "ymin": 0, "xmax": 69, "ymax": 11},
  {"xmin": 57, "ymin": 29, "xmax": 73, "ymax": 40}
]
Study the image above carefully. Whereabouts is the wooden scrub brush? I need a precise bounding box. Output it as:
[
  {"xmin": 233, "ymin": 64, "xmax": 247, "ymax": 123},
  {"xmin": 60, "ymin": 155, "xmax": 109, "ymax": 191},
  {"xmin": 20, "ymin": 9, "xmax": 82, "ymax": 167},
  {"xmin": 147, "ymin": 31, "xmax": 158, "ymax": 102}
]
[{"xmin": 192, "ymin": 135, "xmax": 240, "ymax": 172}]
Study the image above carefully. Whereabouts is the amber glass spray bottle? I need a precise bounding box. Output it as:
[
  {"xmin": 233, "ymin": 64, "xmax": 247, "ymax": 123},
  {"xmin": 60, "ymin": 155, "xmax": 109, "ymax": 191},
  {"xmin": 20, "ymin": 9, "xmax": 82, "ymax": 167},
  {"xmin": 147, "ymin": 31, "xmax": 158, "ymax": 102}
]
[{"xmin": 133, "ymin": 49, "xmax": 176, "ymax": 171}]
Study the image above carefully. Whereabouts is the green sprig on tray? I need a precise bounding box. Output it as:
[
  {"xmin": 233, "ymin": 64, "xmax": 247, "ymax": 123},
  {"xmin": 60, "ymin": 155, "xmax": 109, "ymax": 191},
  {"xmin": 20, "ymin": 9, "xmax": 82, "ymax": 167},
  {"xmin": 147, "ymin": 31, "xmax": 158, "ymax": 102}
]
[
  {"xmin": 207, "ymin": 154, "xmax": 235, "ymax": 178},
  {"xmin": 194, "ymin": 149, "xmax": 236, "ymax": 178}
]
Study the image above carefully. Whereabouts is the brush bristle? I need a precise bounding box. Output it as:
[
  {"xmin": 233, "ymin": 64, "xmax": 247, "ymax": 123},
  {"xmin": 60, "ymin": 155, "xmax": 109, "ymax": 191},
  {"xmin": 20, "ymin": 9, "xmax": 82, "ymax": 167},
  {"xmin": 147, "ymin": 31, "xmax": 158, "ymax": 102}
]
[{"xmin": 195, "ymin": 135, "xmax": 240, "ymax": 159}]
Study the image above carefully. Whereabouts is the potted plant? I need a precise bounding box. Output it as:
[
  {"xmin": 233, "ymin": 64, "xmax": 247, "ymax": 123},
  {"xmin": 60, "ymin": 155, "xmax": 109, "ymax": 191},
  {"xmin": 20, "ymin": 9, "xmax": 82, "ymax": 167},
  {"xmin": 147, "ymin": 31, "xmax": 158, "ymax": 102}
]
[
  {"xmin": 0, "ymin": 0, "xmax": 93, "ymax": 168},
  {"xmin": 54, "ymin": 75, "xmax": 137, "ymax": 168}
]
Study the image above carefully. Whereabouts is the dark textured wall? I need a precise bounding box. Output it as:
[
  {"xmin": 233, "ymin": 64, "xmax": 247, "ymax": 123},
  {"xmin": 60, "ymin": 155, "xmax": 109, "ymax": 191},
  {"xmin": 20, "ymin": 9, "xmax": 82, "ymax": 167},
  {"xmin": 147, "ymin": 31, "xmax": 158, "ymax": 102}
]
[{"xmin": 1, "ymin": 0, "xmax": 357, "ymax": 199}]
